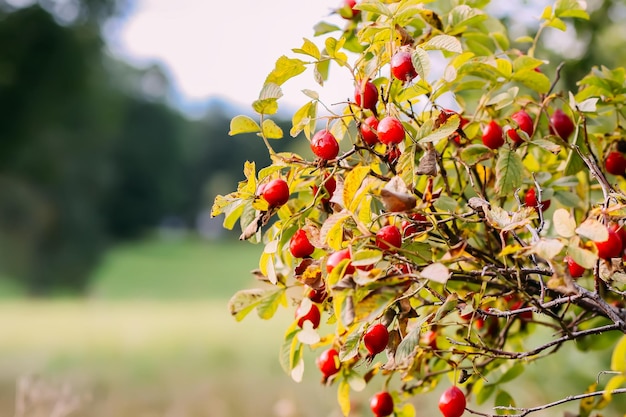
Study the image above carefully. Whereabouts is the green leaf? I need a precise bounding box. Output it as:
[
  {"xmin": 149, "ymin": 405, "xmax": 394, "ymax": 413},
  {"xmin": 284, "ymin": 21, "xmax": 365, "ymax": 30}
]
[
  {"xmin": 512, "ymin": 55, "xmax": 544, "ymax": 72},
  {"xmin": 567, "ymin": 245, "xmax": 598, "ymax": 269},
  {"xmin": 418, "ymin": 114, "xmax": 459, "ymax": 144},
  {"xmin": 611, "ymin": 335, "xmax": 626, "ymax": 372},
  {"xmin": 228, "ymin": 288, "xmax": 286, "ymax": 321},
  {"xmin": 265, "ymin": 55, "xmax": 307, "ymax": 86},
  {"xmin": 261, "ymin": 119, "xmax": 284, "ymax": 139},
  {"xmin": 555, "ymin": 0, "xmax": 589, "ymax": 20},
  {"xmin": 564, "ymin": 147, "xmax": 585, "ymax": 176},
  {"xmin": 422, "ymin": 35, "xmax": 462, "ymax": 54},
  {"xmin": 412, "ymin": 47, "xmax": 431, "ymax": 81},
  {"xmin": 325, "ymin": 37, "xmax": 348, "ymax": 66},
  {"xmin": 475, "ymin": 379, "xmax": 496, "ymax": 405},
  {"xmin": 292, "ymin": 38, "xmax": 321, "ymax": 59},
  {"xmin": 340, "ymin": 327, "xmax": 364, "ymax": 361},
  {"xmin": 256, "ymin": 288, "xmax": 287, "ymax": 319},
  {"xmin": 313, "ymin": 21, "xmax": 340, "ymax": 36},
  {"xmin": 320, "ymin": 211, "xmax": 351, "ymax": 251},
  {"xmin": 547, "ymin": 17, "xmax": 567, "ymax": 31},
  {"xmin": 460, "ymin": 144, "xmax": 493, "ymax": 166},
  {"xmin": 512, "ymin": 69, "xmax": 551, "ymax": 94},
  {"xmin": 290, "ymin": 101, "xmax": 317, "ymax": 139},
  {"xmin": 356, "ymin": 1, "xmax": 391, "ymax": 16},
  {"xmin": 495, "ymin": 148, "xmax": 523, "ymax": 196},
  {"xmin": 395, "ymin": 324, "xmax": 420, "ymax": 364},
  {"xmin": 279, "ymin": 327, "xmax": 300, "ymax": 375},
  {"xmin": 351, "ymin": 248, "xmax": 383, "ymax": 268},
  {"xmin": 498, "ymin": 362, "xmax": 525, "ymax": 384},
  {"xmin": 495, "ymin": 390, "xmax": 516, "ymax": 415},
  {"xmin": 229, "ymin": 115, "xmax": 261, "ymax": 136}
]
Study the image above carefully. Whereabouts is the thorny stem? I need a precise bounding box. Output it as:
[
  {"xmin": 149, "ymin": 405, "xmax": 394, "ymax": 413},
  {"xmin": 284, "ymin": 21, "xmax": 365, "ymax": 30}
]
[{"xmin": 468, "ymin": 388, "xmax": 626, "ymax": 417}]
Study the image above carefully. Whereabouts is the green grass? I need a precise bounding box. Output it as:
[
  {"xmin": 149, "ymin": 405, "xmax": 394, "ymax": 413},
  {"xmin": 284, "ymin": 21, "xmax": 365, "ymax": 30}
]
[
  {"xmin": 0, "ymin": 237, "xmax": 623, "ymax": 416},
  {"xmin": 88, "ymin": 236, "xmax": 262, "ymax": 300},
  {"xmin": 0, "ymin": 300, "xmax": 345, "ymax": 417}
]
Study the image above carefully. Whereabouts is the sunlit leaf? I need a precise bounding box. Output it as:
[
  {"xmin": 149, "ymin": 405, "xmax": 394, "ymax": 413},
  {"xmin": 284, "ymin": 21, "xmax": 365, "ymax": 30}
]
[
  {"xmin": 575, "ymin": 218, "xmax": 608, "ymax": 241},
  {"xmin": 460, "ymin": 144, "xmax": 493, "ymax": 166},
  {"xmin": 265, "ymin": 55, "xmax": 307, "ymax": 86},
  {"xmin": 229, "ymin": 115, "xmax": 261, "ymax": 136},
  {"xmin": 337, "ymin": 379, "xmax": 351, "ymax": 416},
  {"xmin": 420, "ymin": 263, "xmax": 450, "ymax": 284},
  {"xmin": 567, "ymin": 245, "xmax": 598, "ymax": 269},
  {"xmin": 292, "ymin": 38, "xmax": 321, "ymax": 59},
  {"xmin": 553, "ymin": 208, "xmax": 577, "ymax": 238},
  {"xmin": 611, "ymin": 335, "xmax": 626, "ymax": 372},
  {"xmin": 412, "ymin": 47, "xmax": 431, "ymax": 81},
  {"xmin": 495, "ymin": 147, "xmax": 523, "ymax": 196},
  {"xmin": 422, "ymin": 35, "xmax": 462, "ymax": 54},
  {"xmin": 344, "ymin": 166, "xmax": 370, "ymax": 213},
  {"xmin": 228, "ymin": 287, "xmax": 286, "ymax": 321},
  {"xmin": 261, "ymin": 119, "xmax": 283, "ymax": 139}
]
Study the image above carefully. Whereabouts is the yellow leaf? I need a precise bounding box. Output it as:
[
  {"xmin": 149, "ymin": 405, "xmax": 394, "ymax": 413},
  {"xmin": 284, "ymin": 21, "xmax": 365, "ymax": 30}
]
[
  {"xmin": 262, "ymin": 119, "xmax": 284, "ymax": 139},
  {"xmin": 337, "ymin": 379, "xmax": 351, "ymax": 416},
  {"xmin": 344, "ymin": 166, "xmax": 370, "ymax": 211},
  {"xmin": 229, "ymin": 115, "xmax": 261, "ymax": 135},
  {"xmin": 611, "ymin": 335, "xmax": 626, "ymax": 372}
]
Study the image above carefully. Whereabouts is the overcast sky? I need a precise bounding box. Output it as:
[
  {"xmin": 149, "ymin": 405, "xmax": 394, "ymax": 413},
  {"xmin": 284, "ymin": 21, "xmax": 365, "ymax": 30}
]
[
  {"xmin": 106, "ymin": 0, "xmax": 355, "ymax": 115},
  {"xmin": 104, "ymin": 0, "xmax": 564, "ymax": 117}
]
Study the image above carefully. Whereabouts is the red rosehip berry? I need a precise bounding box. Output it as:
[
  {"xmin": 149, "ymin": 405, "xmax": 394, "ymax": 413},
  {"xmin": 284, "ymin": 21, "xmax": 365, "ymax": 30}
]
[
  {"xmin": 377, "ymin": 117, "xmax": 405, "ymax": 145},
  {"xmin": 354, "ymin": 80, "xmax": 378, "ymax": 111},
  {"xmin": 261, "ymin": 179, "xmax": 290, "ymax": 207},
  {"xmin": 422, "ymin": 329, "xmax": 438, "ymax": 350},
  {"xmin": 565, "ymin": 256, "xmax": 586, "ymax": 279},
  {"xmin": 605, "ymin": 151, "xmax": 626, "ymax": 176},
  {"xmin": 295, "ymin": 303, "xmax": 321, "ymax": 329},
  {"xmin": 550, "ymin": 109, "xmax": 575, "ymax": 140},
  {"xmin": 370, "ymin": 391, "xmax": 394, "ymax": 417},
  {"xmin": 376, "ymin": 225, "xmax": 402, "ymax": 252},
  {"xmin": 391, "ymin": 50, "xmax": 418, "ymax": 82},
  {"xmin": 482, "ymin": 120, "xmax": 504, "ymax": 149},
  {"xmin": 594, "ymin": 228, "xmax": 623, "ymax": 260},
  {"xmin": 401, "ymin": 213, "xmax": 427, "ymax": 237},
  {"xmin": 289, "ymin": 229, "xmax": 315, "ymax": 258},
  {"xmin": 610, "ymin": 223, "xmax": 626, "ymax": 252},
  {"xmin": 326, "ymin": 248, "xmax": 355, "ymax": 274},
  {"xmin": 360, "ymin": 115, "xmax": 379, "ymax": 145},
  {"xmin": 507, "ymin": 110, "xmax": 534, "ymax": 144},
  {"xmin": 317, "ymin": 348, "xmax": 341, "ymax": 378},
  {"xmin": 363, "ymin": 323, "xmax": 389, "ymax": 356},
  {"xmin": 524, "ymin": 187, "xmax": 551, "ymax": 211},
  {"xmin": 387, "ymin": 147, "xmax": 401, "ymax": 164},
  {"xmin": 311, "ymin": 130, "xmax": 340, "ymax": 160},
  {"xmin": 439, "ymin": 386, "xmax": 466, "ymax": 417}
]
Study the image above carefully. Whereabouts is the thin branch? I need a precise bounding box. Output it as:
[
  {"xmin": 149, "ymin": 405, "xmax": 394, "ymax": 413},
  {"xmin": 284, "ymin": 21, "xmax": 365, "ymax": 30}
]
[{"xmin": 467, "ymin": 388, "xmax": 626, "ymax": 417}]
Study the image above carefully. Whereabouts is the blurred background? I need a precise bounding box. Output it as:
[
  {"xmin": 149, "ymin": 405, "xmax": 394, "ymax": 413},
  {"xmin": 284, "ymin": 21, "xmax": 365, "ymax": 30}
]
[{"xmin": 0, "ymin": 0, "xmax": 624, "ymax": 416}]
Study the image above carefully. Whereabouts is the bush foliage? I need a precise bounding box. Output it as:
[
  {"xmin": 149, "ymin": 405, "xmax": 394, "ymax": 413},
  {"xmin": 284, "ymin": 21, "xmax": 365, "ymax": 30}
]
[{"xmin": 213, "ymin": 1, "xmax": 626, "ymax": 415}]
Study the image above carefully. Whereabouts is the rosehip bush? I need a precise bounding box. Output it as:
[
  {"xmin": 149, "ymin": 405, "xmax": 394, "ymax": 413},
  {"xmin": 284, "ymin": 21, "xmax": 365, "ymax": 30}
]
[{"xmin": 213, "ymin": 1, "xmax": 626, "ymax": 416}]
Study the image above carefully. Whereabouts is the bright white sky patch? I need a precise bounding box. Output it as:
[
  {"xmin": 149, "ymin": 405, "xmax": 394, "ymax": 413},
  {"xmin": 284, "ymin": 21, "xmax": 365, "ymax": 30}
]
[{"xmin": 106, "ymin": 0, "xmax": 352, "ymax": 113}]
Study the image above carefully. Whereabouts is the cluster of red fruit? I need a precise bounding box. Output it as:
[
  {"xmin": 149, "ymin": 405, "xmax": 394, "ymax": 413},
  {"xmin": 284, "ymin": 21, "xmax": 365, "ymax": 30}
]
[
  {"xmin": 480, "ymin": 108, "xmax": 574, "ymax": 150},
  {"xmin": 564, "ymin": 222, "xmax": 626, "ymax": 279}
]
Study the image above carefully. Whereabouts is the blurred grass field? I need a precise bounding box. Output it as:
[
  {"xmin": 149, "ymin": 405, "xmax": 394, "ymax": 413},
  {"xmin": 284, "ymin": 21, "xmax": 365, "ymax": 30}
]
[
  {"xmin": 0, "ymin": 236, "xmax": 350, "ymax": 417},
  {"xmin": 0, "ymin": 236, "xmax": 623, "ymax": 417}
]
